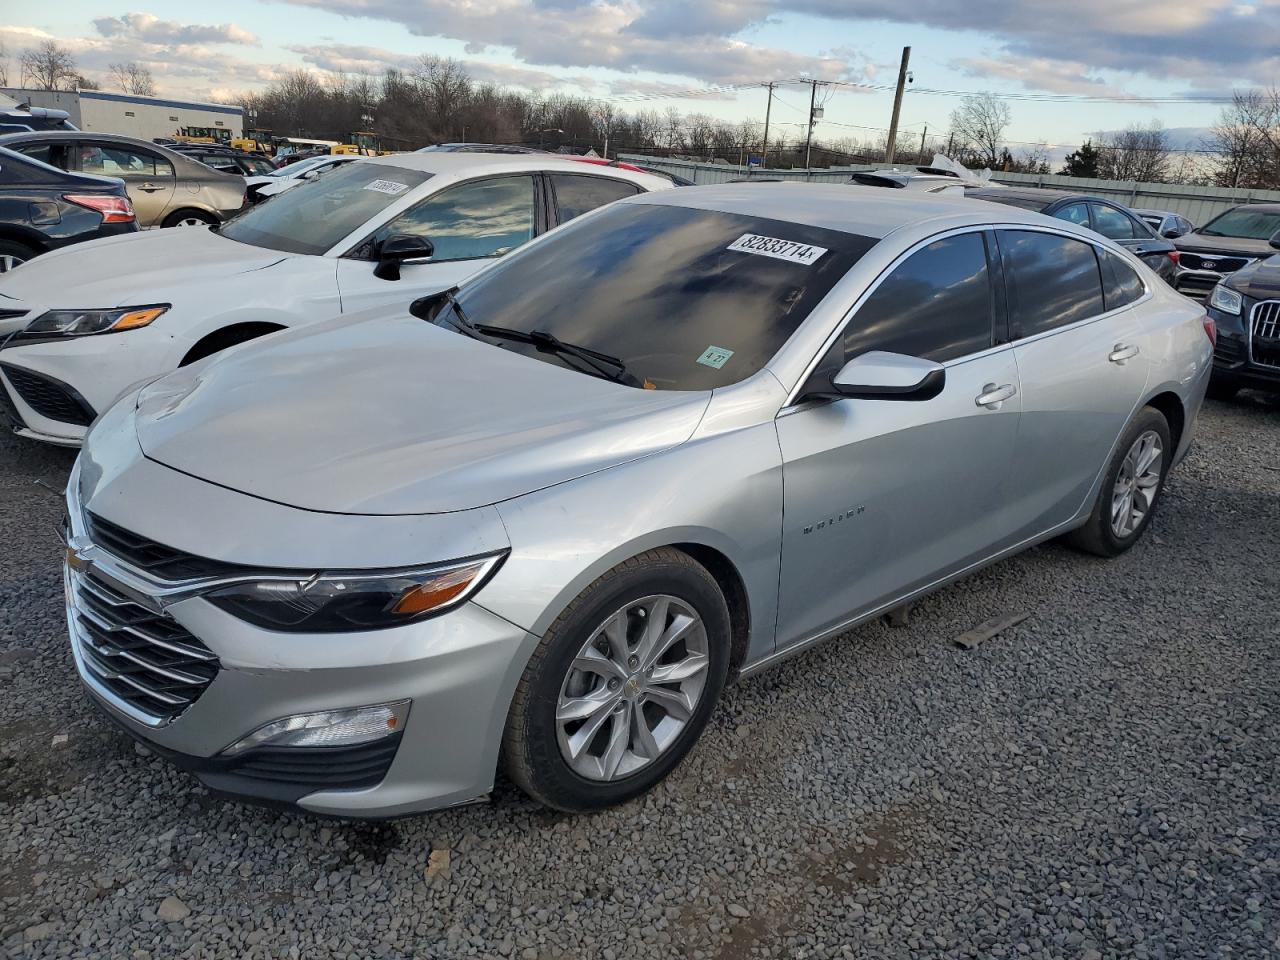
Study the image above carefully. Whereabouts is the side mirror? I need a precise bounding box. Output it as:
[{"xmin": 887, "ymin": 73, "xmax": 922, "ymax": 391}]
[
  {"xmin": 373, "ymin": 234, "xmax": 433, "ymax": 281},
  {"xmin": 1269, "ymin": 229, "xmax": 1280, "ymax": 251},
  {"xmin": 804, "ymin": 351, "xmax": 945, "ymax": 402},
  {"xmin": 1161, "ymin": 227, "xmax": 1183, "ymax": 239}
]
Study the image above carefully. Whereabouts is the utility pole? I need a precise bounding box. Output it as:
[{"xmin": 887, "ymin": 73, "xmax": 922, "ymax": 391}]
[
  {"xmin": 804, "ymin": 79, "xmax": 818, "ymax": 169},
  {"xmin": 761, "ymin": 82, "xmax": 775, "ymax": 170},
  {"xmin": 918, "ymin": 124, "xmax": 928, "ymax": 163},
  {"xmin": 883, "ymin": 45, "xmax": 911, "ymax": 166}
]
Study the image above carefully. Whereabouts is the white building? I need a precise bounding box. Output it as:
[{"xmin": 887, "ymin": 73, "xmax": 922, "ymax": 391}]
[{"xmin": 1, "ymin": 88, "xmax": 243, "ymax": 142}]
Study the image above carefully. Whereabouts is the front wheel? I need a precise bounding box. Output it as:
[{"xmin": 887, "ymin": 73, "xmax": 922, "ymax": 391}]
[
  {"xmin": 502, "ymin": 548, "xmax": 731, "ymax": 811},
  {"xmin": 1064, "ymin": 406, "xmax": 1172, "ymax": 557}
]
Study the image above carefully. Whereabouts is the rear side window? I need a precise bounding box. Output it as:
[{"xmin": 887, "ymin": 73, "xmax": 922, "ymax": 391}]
[
  {"xmin": 14, "ymin": 142, "xmax": 70, "ymax": 170},
  {"xmin": 840, "ymin": 232, "xmax": 994, "ymax": 364},
  {"xmin": 999, "ymin": 230, "xmax": 1104, "ymax": 338},
  {"xmin": 550, "ymin": 175, "xmax": 642, "ymax": 223},
  {"xmin": 1090, "ymin": 204, "xmax": 1137, "ymax": 240},
  {"xmin": 1099, "ymin": 250, "xmax": 1146, "ymax": 310}
]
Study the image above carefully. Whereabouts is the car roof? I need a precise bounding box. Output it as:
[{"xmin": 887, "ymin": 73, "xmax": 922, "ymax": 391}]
[
  {"xmin": 365, "ymin": 151, "xmax": 669, "ymax": 185},
  {"xmin": 0, "ymin": 129, "xmax": 210, "ymax": 167},
  {"xmin": 627, "ymin": 181, "xmax": 1065, "ymax": 239}
]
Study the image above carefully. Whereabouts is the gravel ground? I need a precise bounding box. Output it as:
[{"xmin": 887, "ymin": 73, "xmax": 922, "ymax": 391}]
[{"xmin": 2, "ymin": 395, "xmax": 1278, "ymax": 960}]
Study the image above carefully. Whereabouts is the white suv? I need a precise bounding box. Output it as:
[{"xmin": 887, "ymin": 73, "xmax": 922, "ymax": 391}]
[{"xmin": 0, "ymin": 154, "xmax": 672, "ymax": 445}]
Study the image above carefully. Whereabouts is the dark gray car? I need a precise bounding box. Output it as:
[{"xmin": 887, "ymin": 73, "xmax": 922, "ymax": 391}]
[
  {"xmin": 967, "ymin": 187, "xmax": 1179, "ymax": 283},
  {"xmin": 1172, "ymin": 203, "xmax": 1280, "ymax": 300},
  {"xmin": 0, "ymin": 130, "xmax": 245, "ymax": 228}
]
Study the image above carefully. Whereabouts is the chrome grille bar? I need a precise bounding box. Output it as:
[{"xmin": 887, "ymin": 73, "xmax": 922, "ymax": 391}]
[{"xmin": 1250, "ymin": 300, "xmax": 1280, "ymax": 370}]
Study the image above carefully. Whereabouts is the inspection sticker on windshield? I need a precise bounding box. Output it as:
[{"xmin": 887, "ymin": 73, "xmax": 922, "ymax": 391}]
[
  {"xmin": 363, "ymin": 179, "xmax": 410, "ymax": 196},
  {"xmin": 697, "ymin": 346, "xmax": 734, "ymax": 369},
  {"xmin": 727, "ymin": 233, "xmax": 828, "ymax": 265}
]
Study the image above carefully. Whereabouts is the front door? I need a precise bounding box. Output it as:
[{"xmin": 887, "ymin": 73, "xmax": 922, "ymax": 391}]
[
  {"xmin": 996, "ymin": 229, "xmax": 1151, "ymax": 538},
  {"xmin": 335, "ymin": 175, "xmax": 540, "ymax": 313},
  {"xmin": 775, "ymin": 231, "xmax": 1022, "ymax": 648}
]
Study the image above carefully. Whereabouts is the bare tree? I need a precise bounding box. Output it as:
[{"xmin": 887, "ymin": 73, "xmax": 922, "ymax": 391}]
[
  {"xmin": 0, "ymin": 41, "xmax": 10, "ymax": 87},
  {"xmin": 21, "ymin": 40, "xmax": 78, "ymax": 90},
  {"xmin": 1096, "ymin": 123, "xmax": 1171, "ymax": 182},
  {"xmin": 662, "ymin": 106, "xmax": 684, "ymax": 153},
  {"xmin": 1206, "ymin": 88, "xmax": 1280, "ymax": 189},
  {"xmin": 947, "ymin": 93, "xmax": 1012, "ymax": 168},
  {"xmin": 108, "ymin": 61, "xmax": 156, "ymax": 96}
]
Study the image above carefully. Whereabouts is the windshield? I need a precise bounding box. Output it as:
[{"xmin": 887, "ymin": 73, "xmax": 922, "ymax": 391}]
[
  {"xmin": 1199, "ymin": 208, "xmax": 1280, "ymax": 240},
  {"xmin": 220, "ymin": 162, "xmax": 431, "ymax": 255},
  {"xmin": 438, "ymin": 202, "xmax": 876, "ymax": 390},
  {"xmin": 268, "ymin": 156, "xmax": 329, "ymax": 178}
]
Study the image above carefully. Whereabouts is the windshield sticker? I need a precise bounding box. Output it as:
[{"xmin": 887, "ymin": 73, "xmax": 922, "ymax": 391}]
[
  {"xmin": 696, "ymin": 346, "xmax": 734, "ymax": 369},
  {"xmin": 363, "ymin": 179, "xmax": 410, "ymax": 196},
  {"xmin": 727, "ymin": 234, "xmax": 828, "ymax": 265}
]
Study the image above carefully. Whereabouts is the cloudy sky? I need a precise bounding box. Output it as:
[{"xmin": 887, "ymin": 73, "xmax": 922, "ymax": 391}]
[{"xmin": 3, "ymin": 0, "xmax": 1276, "ymax": 154}]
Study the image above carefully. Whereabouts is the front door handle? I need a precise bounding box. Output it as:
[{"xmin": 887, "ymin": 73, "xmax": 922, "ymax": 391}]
[
  {"xmin": 975, "ymin": 383, "xmax": 1016, "ymax": 409},
  {"xmin": 1109, "ymin": 343, "xmax": 1140, "ymax": 364}
]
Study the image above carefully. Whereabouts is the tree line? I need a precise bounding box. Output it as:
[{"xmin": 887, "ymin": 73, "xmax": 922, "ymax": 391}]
[{"xmin": 4, "ymin": 38, "xmax": 1280, "ymax": 189}]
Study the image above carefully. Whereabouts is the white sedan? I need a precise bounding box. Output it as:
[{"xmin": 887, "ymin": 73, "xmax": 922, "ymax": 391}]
[
  {"xmin": 244, "ymin": 154, "xmax": 360, "ymax": 202},
  {"xmin": 0, "ymin": 154, "xmax": 672, "ymax": 445}
]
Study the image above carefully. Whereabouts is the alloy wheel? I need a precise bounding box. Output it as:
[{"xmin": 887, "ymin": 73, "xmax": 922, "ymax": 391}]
[
  {"xmin": 556, "ymin": 594, "xmax": 710, "ymax": 782},
  {"xmin": 175, "ymin": 217, "xmax": 207, "ymax": 227},
  {"xmin": 0, "ymin": 254, "xmax": 25, "ymax": 273},
  {"xmin": 1111, "ymin": 429, "xmax": 1163, "ymax": 538}
]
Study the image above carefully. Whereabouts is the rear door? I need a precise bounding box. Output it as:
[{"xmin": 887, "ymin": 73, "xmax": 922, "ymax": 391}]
[
  {"xmin": 774, "ymin": 230, "xmax": 1022, "ymax": 646},
  {"xmin": 334, "ymin": 174, "xmax": 542, "ymax": 312},
  {"xmin": 77, "ymin": 141, "xmax": 176, "ymax": 226},
  {"xmin": 999, "ymin": 228, "xmax": 1151, "ymax": 539}
]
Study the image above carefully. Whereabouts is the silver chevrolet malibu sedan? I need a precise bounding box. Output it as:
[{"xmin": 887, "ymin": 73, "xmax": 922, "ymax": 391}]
[{"xmin": 64, "ymin": 184, "xmax": 1213, "ymax": 816}]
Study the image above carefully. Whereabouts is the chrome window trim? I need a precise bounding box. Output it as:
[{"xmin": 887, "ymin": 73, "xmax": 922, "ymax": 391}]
[{"xmin": 781, "ymin": 222, "xmax": 1151, "ymax": 409}]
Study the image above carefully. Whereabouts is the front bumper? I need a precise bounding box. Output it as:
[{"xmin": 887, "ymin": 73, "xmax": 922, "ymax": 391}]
[{"xmin": 64, "ymin": 461, "xmax": 538, "ymax": 818}]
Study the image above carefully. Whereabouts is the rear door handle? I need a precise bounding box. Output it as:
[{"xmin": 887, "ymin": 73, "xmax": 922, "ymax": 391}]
[
  {"xmin": 1109, "ymin": 343, "xmax": 1140, "ymax": 364},
  {"xmin": 975, "ymin": 383, "xmax": 1016, "ymax": 409},
  {"xmin": 136, "ymin": 183, "xmax": 163, "ymax": 192}
]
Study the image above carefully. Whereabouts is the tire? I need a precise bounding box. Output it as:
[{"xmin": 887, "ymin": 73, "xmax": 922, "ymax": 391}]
[
  {"xmin": 502, "ymin": 547, "xmax": 731, "ymax": 812},
  {"xmin": 161, "ymin": 209, "xmax": 217, "ymax": 229},
  {"xmin": 1206, "ymin": 378, "xmax": 1239, "ymax": 402},
  {"xmin": 1064, "ymin": 406, "xmax": 1172, "ymax": 558},
  {"xmin": 0, "ymin": 239, "xmax": 37, "ymax": 273}
]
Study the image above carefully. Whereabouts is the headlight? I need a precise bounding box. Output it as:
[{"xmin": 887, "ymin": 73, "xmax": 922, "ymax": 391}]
[
  {"xmin": 25, "ymin": 304, "xmax": 169, "ymax": 337},
  {"xmin": 1208, "ymin": 284, "xmax": 1242, "ymax": 316},
  {"xmin": 204, "ymin": 554, "xmax": 506, "ymax": 632}
]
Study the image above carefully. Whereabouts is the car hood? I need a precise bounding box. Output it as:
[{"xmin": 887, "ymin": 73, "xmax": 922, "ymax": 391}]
[
  {"xmin": 1174, "ymin": 232, "xmax": 1275, "ymax": 257},
  {"xmin": 0, "ymin": 228, "xmax": 292, "ymax": 309},
  {"xmin": 133, "ymin": 313, "xmax": 711, "ymax": 515},
  {"xmin": 1225, "ymin": 255, "xmax": 1280, "ymax": 300}
]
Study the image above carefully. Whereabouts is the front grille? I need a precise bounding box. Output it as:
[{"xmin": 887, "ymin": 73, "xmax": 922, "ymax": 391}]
[
  {"xmin": 1176, "ymin": 276, "xmax": 1216, "ymax": 299},
  {"xmin": 85, "ymin": 512, "xmax": 250, "ymax": 582},
  {"xmin": 1251, "ymin": 300, "xmax": 1280, "ymax": 370},
  {"xmin": 1180, "ymin": 253, "xmax": 1253, "ymax": 273},
  {"xmin": 0, "ymin": 363, "xmax": 95, "ymax": 426},
  {"xmin": 71, "ymin": 569, "xmax": 220, "ymax": 723}
]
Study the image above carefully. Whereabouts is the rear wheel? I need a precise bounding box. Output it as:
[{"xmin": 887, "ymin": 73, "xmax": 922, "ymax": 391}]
[
  {"xmin": 502, "ymin": 548, "xmax": 731, "ymax": 811},
  {"xmin": 0, "ymin": 240, "xmax": 36, "ymax": 273},
  {"xmin": 161, "ymin": 209, "xmax": 217, "ymax": 228},
  {"xmin": 1064, "ymin": 406, "xmax": 1172, "ymax": 557}
]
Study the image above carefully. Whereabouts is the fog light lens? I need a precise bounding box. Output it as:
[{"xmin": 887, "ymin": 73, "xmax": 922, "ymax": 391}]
[{"xmin": 222, "ymin": 701, "xmax": 410, "ymax": 756}]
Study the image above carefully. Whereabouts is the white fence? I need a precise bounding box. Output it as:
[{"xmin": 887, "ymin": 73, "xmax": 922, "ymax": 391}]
[{"xmin": 621, "ymin": 155, "xmax": 1280, "ymax": 223}]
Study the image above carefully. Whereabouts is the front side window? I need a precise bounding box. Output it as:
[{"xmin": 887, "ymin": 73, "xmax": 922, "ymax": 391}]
[
  {"xmin": 1090, "ymin": 204, "xmax": 1137, "ymax": 240},
  {"xmin": 220, "ymin": 162, "xmax": 432, "ymax": 256},
  {"xmin": 1054, "ymin": 202, "xmax": 1090, "ymax": 227},
  {"xmin": 550, "ymin": 174, "xmax": 642, "ymax": 224},
  {"xmin": 839, "ymin": 232, "xmax": 994, "ymax": 364},
  {"xmin": 999, "ymin": 230, "xmax": 1104, "ymax": 338},
  {"xmin": 373, "ymin": 176, "xmax": 535, "ymax": 262},
  {"xmin": 1199, "ymin": 207, "xmax": 1280, "ymax": 240},
  {"xmin": 436, "ymin": 202, "xmax": 876, "ymax": 390}
]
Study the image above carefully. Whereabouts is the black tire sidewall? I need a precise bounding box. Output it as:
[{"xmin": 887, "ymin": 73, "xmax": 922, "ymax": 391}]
[
  {"xmin": 1093, "ymin": 408, "xmax": 1172, "ymax": 554},
  {"xmin": 0, "ymin": 240, "xmax": 36, "ymax": 265},
  {"xmin": 514, "ymin": 558, "xmax": 731, "ymax": 811}
]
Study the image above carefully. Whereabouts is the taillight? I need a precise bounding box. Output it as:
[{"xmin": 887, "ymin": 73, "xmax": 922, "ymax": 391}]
[
  {"xmin": 1201, "ymin": 313, "xmax": 1216, "ymax": 348},
  {"xmin": 1167, "ymin": 250, "xmax": 1180, "ymax": 266},
  {"xmin": 63, "ymin": 194, "xmax": 136, "ymax": 223}
]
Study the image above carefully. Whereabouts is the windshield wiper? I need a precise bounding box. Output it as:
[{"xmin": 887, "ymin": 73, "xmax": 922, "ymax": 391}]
[{"xmin": 473, "ymin": 323, "xmax": 642, "ymax": 387}]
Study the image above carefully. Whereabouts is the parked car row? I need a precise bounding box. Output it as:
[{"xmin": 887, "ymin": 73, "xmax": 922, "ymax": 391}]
[{"xmin": 0, "ymin": 150, "xmax": 1218, "ymax": 818}]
